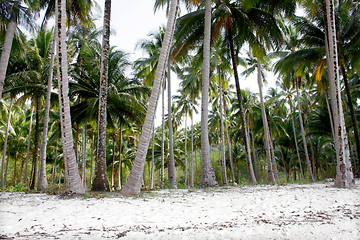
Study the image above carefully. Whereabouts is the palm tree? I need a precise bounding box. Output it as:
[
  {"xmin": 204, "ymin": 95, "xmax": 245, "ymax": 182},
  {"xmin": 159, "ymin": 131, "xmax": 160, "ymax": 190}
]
[
  {"xmin": 56, "ymin": 0, "xmax": 84, "ymax": 194},
  {"xmin": 121, "ymin": 0, "xmax": 180, "ymax": 196},
  {"xmin": 324, "ymin": 0, "xmax": 354, "ymax": 187},
  {"xmin": 92, "ymin": 0, "xmax": 111, "ymax": 192}
]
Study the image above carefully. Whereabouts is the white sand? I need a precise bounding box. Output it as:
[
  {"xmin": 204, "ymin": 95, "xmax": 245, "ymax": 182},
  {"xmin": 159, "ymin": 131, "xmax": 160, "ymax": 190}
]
[{"xmin": 0, "ymin": 181, "xmax": 359, "ymax": 239}]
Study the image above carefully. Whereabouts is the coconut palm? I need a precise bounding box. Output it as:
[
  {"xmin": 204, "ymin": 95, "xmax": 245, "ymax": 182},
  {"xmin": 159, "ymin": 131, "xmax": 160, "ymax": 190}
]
[{"xmin": 121, "ymin": 0, "xmax": 180, "ymax": 196}]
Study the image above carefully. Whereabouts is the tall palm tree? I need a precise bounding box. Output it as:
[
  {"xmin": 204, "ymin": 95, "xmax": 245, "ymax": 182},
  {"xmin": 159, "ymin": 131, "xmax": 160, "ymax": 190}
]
[
  {"xmin": 92, "ymin": 0, "xmax": 111, "ymax": 192},
  {"xmin": 56, "ymin": 0, "xmax": 84, "ymax": 194},
  {"xmin": 121, "ymin": 0, "xmax": 180, "ymax": 196},
  {"xmin": 324, "ymin": 0, "xmax": 354, "ymax": 187}
]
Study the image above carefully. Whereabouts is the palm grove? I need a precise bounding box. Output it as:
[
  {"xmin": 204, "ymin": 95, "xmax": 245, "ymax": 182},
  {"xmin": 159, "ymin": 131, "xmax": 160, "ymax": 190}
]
[{"xmin": 0, "ymin": 0, "xmax": 357, "ymax": 195}]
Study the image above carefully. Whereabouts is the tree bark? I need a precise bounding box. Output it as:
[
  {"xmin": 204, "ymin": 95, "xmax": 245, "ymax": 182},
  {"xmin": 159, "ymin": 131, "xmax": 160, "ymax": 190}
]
[
  {"xmin": 120, "ymin": 0, "xmax": 180, "ymax": 196},
  {"xmin": 161, "ymin": 81, "xmax": 165, "ymax": 187},
  {"xmin": 167, "ymin": 64, "xmax": 176, "ymax": 188},
  {"xmin": 184, "ymin": 115, "xmax": 188, "ymax": 186},
  {"xmin": 37, "ymin": 28, "xmax": 57, "ymax": 190},
  {"xmin": 56, "ymin": 0, "xmax": 85, "ymax": 194},
  {"xmin": 200, "ymin": 0, "xmax": 218, "ymax": 187},
  {"xmin": 0, "ymin": 18, "xmax": 16, "ymax": 99},
  {"xmin": 117, "ymin": 125, "xmax": 122, "ymax": 189},
  {"xmin": 219, "ymin": 68, "xmax": 228, "ymax": 185},
  {"xmin": 92, "ymin": 0, "xmax": 112, "ymax": 191},
  {"xmin": 150, "ymin": 125, "xmax": 155, "ymax": 189},
  {"xmin": 51, "ymin": 140, "xmax": 59, "ymax": 186},
  {"xmin": 30, "ymin": 97, "xmax": 41, "ymax": 190},
  {"xmin": 82, "ymin": 126, "xmax": 87, "ymax": 188},
  {"xmin": 324, "ymin": 0, "xmax": 354, "ymax": 187},
  {"xmin": 256, "ymin": 61, "xmax": 275, "ymax": 183},
  {"xmin": 190, "ymin": 109, "xmax": 194, "ymax": 187},
  {"xmin": 23, "ymin": 103, "xmax": 34, "ymax": 186},
  {"xmin": 0, "ymin": 97, "xmax": 13, "ymax": 189}
]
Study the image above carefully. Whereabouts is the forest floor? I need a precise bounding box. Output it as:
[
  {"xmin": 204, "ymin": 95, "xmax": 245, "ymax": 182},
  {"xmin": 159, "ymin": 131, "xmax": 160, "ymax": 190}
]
[{"xmin": 0, "ymin": 180, "xmax": 359, "ymax": 239}]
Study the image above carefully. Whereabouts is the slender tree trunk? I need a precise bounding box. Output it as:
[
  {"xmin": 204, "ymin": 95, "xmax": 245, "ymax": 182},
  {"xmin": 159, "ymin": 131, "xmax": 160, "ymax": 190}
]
[
  {"xmin": 184, "ymin": 115, "xmax": 188, "ymax": 186},
  {"xmin": 56, "ymin": 0, "xmax": 85, "ymax": 194},
  {"xmin": 4, "ymin": 151, "xmax": 10, "ymax": 187},
  {"xmin": 117, "ymin": 125, "xmax": 123, "ymax": 189},
  {"xmin": 227, "ymin": 26, "xmax": 256, "ymax": 184},
  {"xmin": 295, "ymin": 81, "xmax": 314, "ymax": 181},
  {"xmin": 82, "ymin": 126, "xmax": 87, "ymax": 188},
  {"xmin": 256, "ymin": 61, "xmax": 275, "ymax": 183},
  {"xmin": 52, "ymin": 140, "xmax": 59, "ymax": 186},
  {"xmin": 269, "ymin": 133, "xmax": 280, "ymax": 183},
  {"xmin": 161, "ymin": 82, "xmax": 165, "ymax": 187},
  {"xmin": 37, "ymin": 29, "xmax": 57, "ymax": 190},
  {"xmin": 224, "ymin": 100, "xmax": 235, "ymax": 184},
  {"xmin": 13, "ymin": 152, "xmax": 18, "ymax": 185},
  {"xmin": 150, "ymin": 125, "xmax": 155, "ymax": 189},
  {"xmin": 121, "ymin": 0, "xmax": 180, "ymax": 196},
  {"xmin": 30, "ymin": 97, "xmax": 41, "ymax": 190},
  {"xmin": 340, "ymin": 64, "xmax": 360, "ymax": 177},
  {"xmin": 0, "ymin": 97, "xmax": 14, "ymax": 189},
  {"xmin": 90, "ymin": 135, "xmax": 95, "ymax": 185},
  {"xmin": 250, "ymin": 128, "xmax": 259, "ymax": 182},
  {"xmin": 190, "ymin": 110, "xmax": 194, "ymax": 187},
  {"xmin": 167, "ymin": 64, "xmax": 176, "ymax": 188},
  {"xmin": 219, "ymin": 68, "xmax": 228, "ymax": 185},
  {"xmin": 23, "ymin": 103, "xmax": 34, "ymax": 186},
  {"xmin": 324, "ymin": 0, "xmax": 354, "ymax": 187},
  {"xmin": 200, "ymin": 0, "xmax": 218, "ymax": 187},
  {"xmin": 0, "ymin": 17, "xmax": 16, "ymax": 99},
  {"xmin": 92, "ymin": 0, "xmax": 112, "ymax": 191},
  {"xmin": 289, "ymin": 97, "xmax": 305, "ymax": 180}
]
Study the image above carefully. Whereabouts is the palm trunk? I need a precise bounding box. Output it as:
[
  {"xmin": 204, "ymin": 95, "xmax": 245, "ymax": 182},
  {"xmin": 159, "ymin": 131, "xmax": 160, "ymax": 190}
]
[
  {"xmin": 228, "ymin": 25, "xmax": 257, "ymax": 184},
  {"xmin": 167, "ymin": 64, "xmax": 176, "ymax": 188},
  {"xmin": 92, "ymin": 0, "xmax": 112, "ymax": 191},
  {"xmin": 224, "ymin": 100, "xmax": 235, "ymax": 184},
  {"xmin": 82, "ymin": 126, "xmax": 87, "ymax": 188},
  {"xmin": 256, "ymin": 61, "xmax": 275, "ymax": 183},
  {"xmin": 30, "ymin": 97, "xmax": 41, "ymax": 190},
  {"xmin": 323, "ymin": 87, "xmax": 335, "ymax": 138},
  {"xmin": 219, "ymin": 68, "xmax": 228, "ymax": 185},
  {"xmin": 269, "ymin": 133, "xmax": 280, "ymax": 182},
  {"xmin": 200, "ymin": 0, "xmax": 218, "ymax": 187},
  {"xmin": 110, "ymin": 134, "xmax": 116, "ymax": 190},
  {"xmin": 190, "ymin": 110, "xmax": 194, "ymax": 187},
  {"xmin": 324, "ymin": 0, "xmax": 354, "ymax": 187},
  {"xmin": 161, "ymin": 82, "xmax": 165, "ymax": 187},
  {"xmin": 52, "ymin": 140, "xmax": 59, "ymax": 186},
  {"xmin": 150, "ymin": 125, "xmax": 155, "ymax": 189},
  {"xmin": 37, "ymin": 30, "xmax": 57, "ymax": 190},
  {"xmin": 117, "ymin": 125, "xmax": 122, "ymax": 189},
  {"xmin": 0, "ymin": 18, "xmax": 16, "ymax": 99},
  {"xmin": 184, "ymin": 115, "xmax": 188, "ymax": 186},
  {"xmin": 289, "ymin": 96, "xmax": 305, "ymax": 180},
  {"xmin": 295, "ymin": 81, "xmax": 314, "ymax": 181},
  {"xmin": 0, "ymin": 97, "xmax": 13, "ymax": 188},
  {"xmin": 23, "ymin": 103, "xmax": 34, "ymax": 186},
  {"xmin": 57, "ymin": 0, "xmax": 85, "ymax": 194},
  {"xmin": 90, "ymin": 135, "xmax": 95, "ymax": 185},
  {"xmin": 340, "ymin": 63, "xmax": 360, "ymax": 177},
  {"xmin": 121, "ymin": 0, "xmax": 180, "ymax": 196},
  {"xmin": 250, "ymin": 126, "xmax": 259, "ymax": 181}
]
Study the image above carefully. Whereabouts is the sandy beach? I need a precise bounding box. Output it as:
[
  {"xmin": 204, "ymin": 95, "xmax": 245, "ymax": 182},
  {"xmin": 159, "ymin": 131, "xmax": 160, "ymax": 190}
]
[{"xmin": 0, "ymin": 181, "xmax": 359, "ymax": 239}]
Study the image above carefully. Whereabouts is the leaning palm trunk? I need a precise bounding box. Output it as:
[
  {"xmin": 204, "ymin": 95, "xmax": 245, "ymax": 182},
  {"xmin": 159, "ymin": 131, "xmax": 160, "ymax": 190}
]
[
  {"xmin": 0, "ymin": 97, "xmax": 13, "ymax": 189},
  {"xmin": 23, "ymin": 104, "xmax": 34, "ymax": 186},
  {"xmin": 295, "ymin": 81, "xmax": 314, "ymax": 181},
  {"xmin": 37, "ymin": 29, "xmax": 57, "ymax": 190},
  {"xmin": 121, "ymin": 0, "xmax": 180, "ymax": 196},
  {"xmin": 228, "ymin": 27, "xmax": 256, "ymax": 184},
  {"xmin": 30, "ymin": 97, "xmax": 41, "ymax": 190},
  {"xmin": 117, "ymin": 125, "xmax": 122, "ymax": 189},
  {"xmin": 219, "ymin": 70, "xmax": 228, "ymax": 185},
  {"xmin": 256, "ymin": 62, "xmax": 275, "ymax": 183},
  {"xmin": 92, "ymin": 0, "xmax": 112, "ymax": 191},
  {"xmin": 324, "ymin": 0, "xmax": 354, "ymax": 187},
  {"xmin": 51, "ymin": 140, "xmax": 59, "ymax": 186},
  {"xmin": 56, "ymin": 0, "xmax": 85, "ymax": 194},
  {"xmin": 184, "ymin": 115, "xmax": 188, "ymax": 186},
  {"xmin": 0, "ymin": 18, "xmax": 17, "ymax": 99},
  {"xmin": 167, "ymin": 64, "xmax": 176, "ymax": 188},
  {"xmin": 200, "ymin": 0, "xmax": 218, "ymax": 187}
]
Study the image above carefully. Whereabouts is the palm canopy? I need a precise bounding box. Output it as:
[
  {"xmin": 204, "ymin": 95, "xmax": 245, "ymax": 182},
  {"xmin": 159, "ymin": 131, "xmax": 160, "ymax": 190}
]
[{"xmin": 70, "ymin": 45, "xmax": 149, "ymax": 129}]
